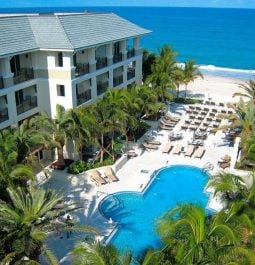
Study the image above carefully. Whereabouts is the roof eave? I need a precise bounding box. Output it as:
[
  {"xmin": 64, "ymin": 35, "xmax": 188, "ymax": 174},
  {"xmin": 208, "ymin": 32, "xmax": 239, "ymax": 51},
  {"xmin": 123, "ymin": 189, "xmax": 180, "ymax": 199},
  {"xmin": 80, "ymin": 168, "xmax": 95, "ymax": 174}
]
[
  {"xmin": 0, "ymin": 47, "xmax": 39, "ymax": 59},
  {"xmin": 73, "ymin": 31, "xmax": 152, "ymax": 52}
]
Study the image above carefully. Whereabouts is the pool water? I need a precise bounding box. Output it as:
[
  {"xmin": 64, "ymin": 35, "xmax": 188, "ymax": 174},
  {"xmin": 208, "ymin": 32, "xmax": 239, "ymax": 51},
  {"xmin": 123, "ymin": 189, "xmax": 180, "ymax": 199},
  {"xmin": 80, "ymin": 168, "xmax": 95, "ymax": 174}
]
[{"xmin": 99, "ymin": 165, "xmax": 209, "ymax": 255}]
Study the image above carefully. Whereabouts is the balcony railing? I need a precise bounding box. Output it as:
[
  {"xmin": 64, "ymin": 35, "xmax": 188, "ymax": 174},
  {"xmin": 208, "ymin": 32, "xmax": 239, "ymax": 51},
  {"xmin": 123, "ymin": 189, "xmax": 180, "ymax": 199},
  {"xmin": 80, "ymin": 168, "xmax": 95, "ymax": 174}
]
[
  {"xmin": 0, "ymin": 77, "xmax": 4, "ymax": 89},
  {"xmin": 77, "ymin": 89, "xmax": 92, "ymax": 105},
  {"xmin": 17, "ymin": 96, "xmax": 37, "ymax": 115},
  {"xmin": 96, "ymin": 57, "xmax": 107, "ymax": 70},
  {"xmin": 113, "ymin": 53, "xmax": 122, "ymax": 64},
  {"xmin": 13, "ymin": 68, "xmax": 34, "ymax": 85},
  {"xmin": 127, "ymin": 68, "xmax": 135, "ymax": 80},
  {"xmin": 0, "ymin": 107, "xmax": 8, "ymax": 123},
  {"xmin": 75, "ymin": 63, "xmax": 89, "ymax": 77},
  {"xmin": 127, "ymin": 48, "xmax": 135, "ymax": 58},
  {"xmin": 97, "ymin": 81, "xmax": 109, "ymax": 96},
  {"xmin": 113, "ymin": 75, "xmax": 123, "ymax": 87}
]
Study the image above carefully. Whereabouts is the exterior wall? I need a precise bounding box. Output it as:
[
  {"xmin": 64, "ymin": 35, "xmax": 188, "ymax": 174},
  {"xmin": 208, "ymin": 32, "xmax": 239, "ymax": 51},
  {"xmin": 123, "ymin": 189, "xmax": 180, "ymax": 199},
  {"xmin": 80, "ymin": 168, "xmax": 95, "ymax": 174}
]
[{"xmin": 0, "ymin": 36, "xmax": 144, "ymax": 129}]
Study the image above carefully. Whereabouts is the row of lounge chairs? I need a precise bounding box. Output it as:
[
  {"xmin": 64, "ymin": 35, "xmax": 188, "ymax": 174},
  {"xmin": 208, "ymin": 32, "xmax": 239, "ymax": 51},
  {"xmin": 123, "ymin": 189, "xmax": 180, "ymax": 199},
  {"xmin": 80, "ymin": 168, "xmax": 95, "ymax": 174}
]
[
  {"xmin": 89, "ymin": 167, "xmax": 119, "ymax": 186},
  {"xmin": 158, "ymin": 113, "xmax": 180, "ymax": 131},
  {"xmin": 171, "ymin": 144, "xmax": 205, "ymax": 158},
  {"xmin": 161, "ymin": 142, "xmax": 205, "ymax": 159}
]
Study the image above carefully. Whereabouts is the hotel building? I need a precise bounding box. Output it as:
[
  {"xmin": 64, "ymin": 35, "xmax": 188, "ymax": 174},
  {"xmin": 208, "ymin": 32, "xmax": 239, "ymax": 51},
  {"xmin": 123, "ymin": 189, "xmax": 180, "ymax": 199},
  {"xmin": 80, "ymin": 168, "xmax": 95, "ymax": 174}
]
[{"xmin": 0, "ymin": 12, "xmax": 150, "ymax": 130}]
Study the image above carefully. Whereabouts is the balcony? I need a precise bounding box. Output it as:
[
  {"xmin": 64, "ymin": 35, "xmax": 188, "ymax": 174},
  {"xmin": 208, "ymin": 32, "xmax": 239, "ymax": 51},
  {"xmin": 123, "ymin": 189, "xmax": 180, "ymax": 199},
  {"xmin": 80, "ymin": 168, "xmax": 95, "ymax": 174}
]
[
  {"xmin": 0, "ymin": 77, "xmax": 4, "ymax": 89},
  {"xmin": 96, "ymin": 57, "xmax": 107, "ymax": 70},
  {"xmin": 0, "ymin": 108, "xmax": 8, "ymax": 123},
  {"xmin": 127, "ymin": 68, "xmax": 135, "ymax": 80},
  {"xmin": 75, "ymin": 63, "xmax": 89, "ymax": 77},
  {"xmin": 127, "ymin": 48, "xmax": 135, "ymax": 59},
  {"xmin": 13, "ymin": 68, "xmax": 34, "ymax": 85},
  {"xmin": 17, "ymin": 96, "xmax": 37, "ymax": 115},
  {"xmin": 77, "ymin": 89, "xmax": 92, "ymax": 106},
  {"xmin": 97, "ymin": 81, "xmax": 109, "ymax": 96},
  {"xmin": 113, "ymin": 53, "xmax": 122, "ymax": 64},
  {"xmin": 113, "ymin": 75, "xmax": 123, "ymax": 87}
]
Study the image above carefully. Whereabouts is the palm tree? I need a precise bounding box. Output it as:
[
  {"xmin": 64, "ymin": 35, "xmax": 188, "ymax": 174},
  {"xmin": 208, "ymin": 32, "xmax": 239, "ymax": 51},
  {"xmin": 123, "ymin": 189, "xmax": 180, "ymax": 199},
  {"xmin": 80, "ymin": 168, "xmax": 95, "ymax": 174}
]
[
  {"xmin": 147, "ymin": 45, "xmax": 177, "ymax": 103},
  {"xmin": 72, "ymin": 241, "xmax": 132, "ymax": 265},
  {"xmin": 233, "ymin": 80, "xmax": 255, "ymax": 103},
  {"xmin": 86, "ymin": 97, "xmax": 117, "ymax": 163},
  {"xmin": 68, "ymin": 107, "xmax": 95, "ymax": 160},
  {"xmin": 103, "ymin": 89, "xmax": 128, "ymax": 160},
  {"xmin": 182, "ymin": 60, "xmax": 203, "ymax": 98},
  {"xmin": 207, "ymin": 172, "xmax": 246, "ymax": 205},
  {"xmin": 12, "ymin": 118, "xmax": 51, "ymax": 164},
  {"xmin": 0, "ymin": 186, "xmax": 96, "ymax": 264},
  {"xmin": 142, "ymin": 49, "xmax": 156, "ymax": 81},
  {"xmin": 173, "ymin": 67, "xmax": 184, "ymax": 98},
  {"xmin": 0, "ymin": 130, "xmax": 35, "ymax": 201},
  {"xmin": 34, "ymin": 104, "xmax": 73, "ymax": 164},
  {"xmin": 157, "ymin": 204, "xmax": 237, "ymax": 264}
]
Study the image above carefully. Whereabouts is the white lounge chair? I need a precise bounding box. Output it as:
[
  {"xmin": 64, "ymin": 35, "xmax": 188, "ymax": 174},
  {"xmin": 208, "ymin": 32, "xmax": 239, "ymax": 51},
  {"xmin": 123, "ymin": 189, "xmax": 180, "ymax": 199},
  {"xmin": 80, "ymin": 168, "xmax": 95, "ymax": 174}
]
[
  {"xmin": 142, "ymin": 143, "xmax": 159, "ymax": 150},
  {"xmin": 145, "ymin": 138, "xmax": 161, "ymax": 145},
  {"xmin": 172, "ymin": 144, "xmax": 182, "ymax": 155},
  {"xmin": 104, "ymin": 167, "xmax": 119, "ymax": 182},
  {"xmin": 185, "ymin": 145, "xmax": 195, "ymax": 157},
  {"xmin": 162, "ymin": 142, "xmax": 174, "ymax": 154},
  {"xmin": 194, "ymin": 146, "xmax": 205, "ymax": 159},
  {"xmin": 90, "ymin": 170, "xmax": 107, "ymax": 186}
]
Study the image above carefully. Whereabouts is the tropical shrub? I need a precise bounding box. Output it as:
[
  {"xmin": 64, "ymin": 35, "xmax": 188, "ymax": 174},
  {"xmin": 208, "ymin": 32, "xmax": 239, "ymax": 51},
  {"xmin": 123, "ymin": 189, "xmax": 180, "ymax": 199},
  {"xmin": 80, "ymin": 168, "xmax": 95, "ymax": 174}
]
[
  {"xmin": 68, "ymin": 160, "xmax": 87, "ymax": 174},
  {"xmin": 174, "ymin": 97, "xmax": 203, "ymax": 104}
]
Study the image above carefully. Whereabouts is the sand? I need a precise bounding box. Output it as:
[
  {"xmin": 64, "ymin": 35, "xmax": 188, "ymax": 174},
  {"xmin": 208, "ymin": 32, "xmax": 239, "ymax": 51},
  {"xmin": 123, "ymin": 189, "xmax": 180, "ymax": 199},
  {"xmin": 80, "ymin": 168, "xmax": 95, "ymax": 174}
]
[{"xmin": 178, "ymin": 74, "xmax": 247, "ymax": 103}]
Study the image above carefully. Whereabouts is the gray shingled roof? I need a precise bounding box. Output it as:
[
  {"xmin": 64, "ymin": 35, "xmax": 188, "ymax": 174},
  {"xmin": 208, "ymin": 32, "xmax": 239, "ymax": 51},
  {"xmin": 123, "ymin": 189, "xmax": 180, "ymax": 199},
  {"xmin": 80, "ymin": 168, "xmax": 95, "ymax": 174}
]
[
  {"xmin": 0, "ymin": 16, "xmax": 38, "ymax": 56},
  {"xmin": 0, "ymin": 13, "xmax": 150, "ymax": 57},
  {"xmin": 58, "ymin": 13, "xmax": 150, "ymax": 49},
  {"xmin": 29, "ymin": 16, "xmax": 72, "ymax": 50}
]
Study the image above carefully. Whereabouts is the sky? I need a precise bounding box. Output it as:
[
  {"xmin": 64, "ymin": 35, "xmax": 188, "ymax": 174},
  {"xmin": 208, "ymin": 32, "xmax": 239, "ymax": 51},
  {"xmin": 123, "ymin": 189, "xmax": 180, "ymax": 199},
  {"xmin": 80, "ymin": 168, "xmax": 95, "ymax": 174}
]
[{"xmin": 0, "ymin": 0, "xmax": 254, "ymax": 8}]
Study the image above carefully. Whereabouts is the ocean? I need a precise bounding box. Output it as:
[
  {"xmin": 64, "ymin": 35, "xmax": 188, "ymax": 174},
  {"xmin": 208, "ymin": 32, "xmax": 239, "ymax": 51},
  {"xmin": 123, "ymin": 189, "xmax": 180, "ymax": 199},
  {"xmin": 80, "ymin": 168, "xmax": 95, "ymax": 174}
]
[{"xmin": 1, "ymin": 6, "xmax": 255, "ymax": 79}]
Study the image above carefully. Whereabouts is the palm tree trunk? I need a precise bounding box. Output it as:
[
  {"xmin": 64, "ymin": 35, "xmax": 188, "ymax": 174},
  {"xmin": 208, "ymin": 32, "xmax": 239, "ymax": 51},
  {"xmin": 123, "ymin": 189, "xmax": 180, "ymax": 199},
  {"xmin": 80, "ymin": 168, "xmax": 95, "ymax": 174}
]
[
  {"xmin": 57, "ymin": 146, "xmax": 65, "ymax": 164},
  {"xmin": 176, "ymin": 86, "xmax": 180, "ymax": 98},
  {"xmin": 111, "ymin": 132, "xmax": 115, "ymax": 161},
  {"xmin": 100, "ymin": 134, "xmax": 104, "ymax": 163},
  {"xmin": 185, "ymin": 84, "xmax": 188, "ymax": 98}
]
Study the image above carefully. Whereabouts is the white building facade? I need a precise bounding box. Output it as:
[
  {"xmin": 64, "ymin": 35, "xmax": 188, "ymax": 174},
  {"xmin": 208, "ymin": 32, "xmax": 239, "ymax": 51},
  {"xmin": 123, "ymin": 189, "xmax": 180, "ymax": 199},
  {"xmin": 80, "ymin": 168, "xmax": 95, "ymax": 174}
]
[{"xmin": 0, "ymin": 12, "xmax": 150, "ymax": 130}]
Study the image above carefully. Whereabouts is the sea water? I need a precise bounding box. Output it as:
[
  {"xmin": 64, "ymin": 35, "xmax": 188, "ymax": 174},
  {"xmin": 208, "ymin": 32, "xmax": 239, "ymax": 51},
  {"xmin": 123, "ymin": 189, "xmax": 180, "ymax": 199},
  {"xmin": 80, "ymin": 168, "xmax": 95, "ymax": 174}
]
[{"xmin": 1, "ymin": 6, "xmax": 255, "ymax": 78}]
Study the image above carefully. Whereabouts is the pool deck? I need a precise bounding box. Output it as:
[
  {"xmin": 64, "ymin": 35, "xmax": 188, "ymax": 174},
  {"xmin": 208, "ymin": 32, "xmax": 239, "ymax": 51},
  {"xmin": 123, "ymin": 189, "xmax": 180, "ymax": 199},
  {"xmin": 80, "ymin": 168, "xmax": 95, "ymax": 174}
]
[{"xmin": 40, "ymin": 100, "xmax": 252, "ymax": 264}]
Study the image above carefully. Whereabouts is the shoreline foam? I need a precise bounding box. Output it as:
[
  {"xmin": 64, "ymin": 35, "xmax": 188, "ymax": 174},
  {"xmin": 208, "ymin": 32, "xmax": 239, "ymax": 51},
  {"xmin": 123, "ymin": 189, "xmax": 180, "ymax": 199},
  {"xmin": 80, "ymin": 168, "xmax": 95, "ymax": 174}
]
[{"xmin": 179, "ymin": 73, "xmax": 248, "ymax": 103}]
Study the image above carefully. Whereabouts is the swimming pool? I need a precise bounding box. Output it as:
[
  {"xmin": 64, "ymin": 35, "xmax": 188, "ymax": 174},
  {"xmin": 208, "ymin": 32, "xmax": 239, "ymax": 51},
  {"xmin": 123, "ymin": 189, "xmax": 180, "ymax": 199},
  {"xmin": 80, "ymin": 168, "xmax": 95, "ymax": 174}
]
[{"xmin": 99, "ymin": 165, "xmax": 209, "ymax": 255}]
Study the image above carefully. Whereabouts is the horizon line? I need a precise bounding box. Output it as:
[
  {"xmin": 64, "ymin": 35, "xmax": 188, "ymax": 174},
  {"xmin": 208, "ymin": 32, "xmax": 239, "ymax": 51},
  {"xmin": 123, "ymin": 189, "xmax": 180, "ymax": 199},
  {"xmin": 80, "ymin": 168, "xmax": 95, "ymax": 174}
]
[{"xmin": 0, "ymin": 6, "xmax": 254, "ymax": 10}]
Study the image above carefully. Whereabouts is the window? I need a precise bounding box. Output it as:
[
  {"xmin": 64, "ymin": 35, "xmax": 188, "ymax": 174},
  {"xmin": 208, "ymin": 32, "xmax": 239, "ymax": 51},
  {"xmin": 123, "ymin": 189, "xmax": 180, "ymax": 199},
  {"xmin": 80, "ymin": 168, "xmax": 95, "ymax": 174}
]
[
  {"xmin": 73, "ymin": 54, "xmax": 77, "ymax": 67},
  {"xmin": 10, "ymin": 55, "xmax": 20, "ymax": 75},
  {"xmin": 114, "ymin": 42, "xmax": 120, "ymax": 54},
  {"xmin": 57, "ymin": 52, "xmax": 63, "ymax": 67},
  {"xmin": 15, "ymin": 89, "xmax": 24, "ymax": 105},
  {"xmin": 57, "ymin": 85, "xmax": 65, "ymax": 97}
]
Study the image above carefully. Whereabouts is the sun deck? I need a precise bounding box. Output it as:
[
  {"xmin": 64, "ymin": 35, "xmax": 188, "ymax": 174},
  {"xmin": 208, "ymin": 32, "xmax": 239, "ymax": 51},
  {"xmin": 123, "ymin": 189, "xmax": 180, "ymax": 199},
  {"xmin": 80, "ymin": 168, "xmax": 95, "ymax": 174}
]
[{"xmin": 39, "ymin": 101, "xmax": 252, "ymax": 263}]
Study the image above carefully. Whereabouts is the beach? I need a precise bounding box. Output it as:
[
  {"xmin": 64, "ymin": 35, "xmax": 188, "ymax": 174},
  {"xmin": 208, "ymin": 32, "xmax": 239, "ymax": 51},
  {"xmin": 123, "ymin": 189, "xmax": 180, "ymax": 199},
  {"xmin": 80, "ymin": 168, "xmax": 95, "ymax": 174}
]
[{"xmin": 180, "ymin": 74, "xmax": 247, "ymax": 103}]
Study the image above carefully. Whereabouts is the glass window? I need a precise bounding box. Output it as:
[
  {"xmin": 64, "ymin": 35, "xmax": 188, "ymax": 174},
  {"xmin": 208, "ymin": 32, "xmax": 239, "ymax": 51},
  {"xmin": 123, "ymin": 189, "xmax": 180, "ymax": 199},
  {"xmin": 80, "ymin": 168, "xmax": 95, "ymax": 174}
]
[
  {"xmin": 57, "ymin": 85, "xmax": 65, "ymax": 97},
  {"xmin": 57, "ymin": 52, "xmax": 63, "ymax": 67}
]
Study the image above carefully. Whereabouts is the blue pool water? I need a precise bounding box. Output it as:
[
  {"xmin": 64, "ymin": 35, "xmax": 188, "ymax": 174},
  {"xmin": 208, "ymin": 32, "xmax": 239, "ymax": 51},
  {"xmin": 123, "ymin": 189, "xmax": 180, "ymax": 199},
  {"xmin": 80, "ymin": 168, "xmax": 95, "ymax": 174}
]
[{"xmin": 99, "ymin": 165, "xmax": 209, "ymax": 255}]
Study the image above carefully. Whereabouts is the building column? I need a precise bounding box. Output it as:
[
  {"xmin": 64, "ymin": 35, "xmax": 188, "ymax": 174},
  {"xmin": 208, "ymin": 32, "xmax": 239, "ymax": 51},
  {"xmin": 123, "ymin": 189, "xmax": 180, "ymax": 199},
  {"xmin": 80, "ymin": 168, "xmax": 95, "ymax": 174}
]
[
  {"xmin": 88, "ymin": 48, "xmax": 96, "ymax": 72},
  {"xmin": 135, "ymin": 59, "xmax": 143, "ymax": 84},
  {"xmin": 123, "ymin": 64, "xmax": 127, "ymax": 86},
  {"xmin": 134, "ymin": 37, "xmax": 142, "ymax": 56},
  {"xmin": 70, "ymin": 53, "xmax": 76, "ymax": 79},
  {"xmin": 108, "ymin": 69, "xmax": 113, "ymax": 88},
  {"xmin": 120, "ymin": 40, "xmax": 127, "ymax": 61},
  {"xmin": 0, "ymin": 57, "xmax": 13, "ymax": 87},
  {"xmin": 91, "ymin": 76, "xmax": 97, "ymax": 102},
  {"xmin": 6, "ymin": 92, "xmax": 17, "ymax": 125},
  {"xmin": 106, "ymin": 43, "xmax": 113, "ymax": 66}
]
